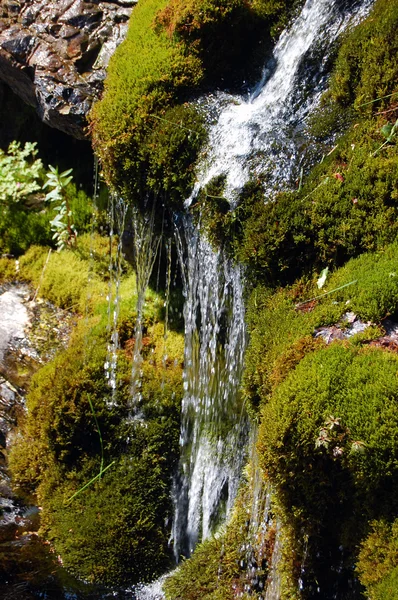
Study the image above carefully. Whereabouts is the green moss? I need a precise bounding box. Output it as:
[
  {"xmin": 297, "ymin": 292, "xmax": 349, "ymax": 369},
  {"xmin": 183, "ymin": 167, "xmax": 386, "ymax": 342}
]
[
  {"xmin": 156, "ymin": 0, "xmax": 299, "ymax": 87},
  {"xmin": 9, "ymin": 302, "xmax": 184, "ymax": 585},
  {"xmin": 90, "ymin": 0, "xmax": 206, "ymax": 210},
  {"xmin": 322, "ymin": 242, "xmax": 398, "ymax": 322},
  {"xmin": 18, "ymin": 245, "xmax": 107, "ymax": 312},
  {"xmin": 0, "ymin": 256, "xmax": 16, "ymax": 282},
  {"xmin": 357, "ymin": 519, "xmax": 398, "ymax": 600},
  {"xmin": 233, "ymin": 117, "xmax": 398, "ymax": 284},
  {"xmin": 257, "ymin": 343, "xmax": 398, "ymax": 594},
  {"xmin": 243, "ymin": 240, "xmax": 398, "ymax": 414},
  {"xmin": 328, "ymin": 0, "xmax": 398, "ymax": 112}
]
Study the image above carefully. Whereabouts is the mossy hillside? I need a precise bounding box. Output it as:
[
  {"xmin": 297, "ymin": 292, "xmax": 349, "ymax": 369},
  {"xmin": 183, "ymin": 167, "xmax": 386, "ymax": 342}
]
[
  {"xmin": 327, "ymin": 0, "xmax": 398, "ymax": 112},
  {"xmin": 9, "ymin": 297, "xmax": 185, "ymax": 585},
  {"xmin": 257, "ymin": 344, "xmax": 398, "ymax": 594},
  {"xmin": 357, "ymin": 519, "xmax": 398, "ymax": 600},
  {"xmin": 243, "ymin": 240, "xmax": 398, "ymax": 411},
  {"xmin": 307, "ymin": 0, "xmax": 398, "ymax": 141}
]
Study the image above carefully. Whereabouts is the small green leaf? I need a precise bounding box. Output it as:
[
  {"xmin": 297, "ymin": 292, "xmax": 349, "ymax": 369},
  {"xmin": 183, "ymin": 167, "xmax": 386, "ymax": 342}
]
[{"xmin": 380, "ymin": 123, "xmax": 393, "ymax": 139}]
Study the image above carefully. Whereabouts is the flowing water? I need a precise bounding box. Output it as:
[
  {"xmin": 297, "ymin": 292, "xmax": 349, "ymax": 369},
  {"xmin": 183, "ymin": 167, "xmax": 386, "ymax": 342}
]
[
  {"xmin": 171, "ymin": 0, "xmax": 374, "ymax": 582},
  {"xmin": 172, "ymin": 217, "xmax": 248, "ymax": 559},
  {"xmin": 189, "ymin": 0, "xmax": 374, "ymax": 205},
  {"xmin": 128, "ymin": 204, "xmax": 162, "ymax": 413},
  {"xmin": 104, "ymin": 193, "xmax": 128, "ymax": 405}
]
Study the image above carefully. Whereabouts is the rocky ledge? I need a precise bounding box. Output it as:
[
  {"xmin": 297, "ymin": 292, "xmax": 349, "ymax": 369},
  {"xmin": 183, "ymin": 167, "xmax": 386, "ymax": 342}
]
[{"xmin": 0, "ymin": 0, "xmax": 136, "ymax": 139}]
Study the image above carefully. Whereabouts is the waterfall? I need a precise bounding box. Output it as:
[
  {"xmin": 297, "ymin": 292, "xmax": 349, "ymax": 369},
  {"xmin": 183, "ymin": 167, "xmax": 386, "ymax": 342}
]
[
  {"xmin": 172, "ymin": 216, "xmax": 248, "ymax": 559},
  {"xmin": 171, "ymin": 0, "xmax": 374, "ymax": 572},
  {"xmin": 189, "ymin": 0, "xmax": 374, "ymax": 204},
  {"xmin": 129, "ymin": 204, "xmax": 161, "ymax": 410},
  {"xmin": 104, "ymin": 192, "xmax": 128, "ymax": 405}
]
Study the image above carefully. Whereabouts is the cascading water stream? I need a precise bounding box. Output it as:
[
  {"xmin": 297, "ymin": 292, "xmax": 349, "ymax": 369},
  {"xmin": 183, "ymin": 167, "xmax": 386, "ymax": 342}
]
[
  {"xmin": 189, "ymin": 0, "xmax": 374, "ymax": 204},
  {"xmin": 171, "ymin": 0, "xmax": 375, "ymax": 579}
]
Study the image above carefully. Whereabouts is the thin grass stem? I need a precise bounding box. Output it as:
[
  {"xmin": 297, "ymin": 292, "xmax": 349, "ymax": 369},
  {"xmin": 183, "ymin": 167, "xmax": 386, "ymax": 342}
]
[
  {"xmin": 295, "ymin": 280, "xmax": 358, "ymax": 308},
  {"xmin": 66, "ymin": 461, "xmax": 115, "ymax": 503}
]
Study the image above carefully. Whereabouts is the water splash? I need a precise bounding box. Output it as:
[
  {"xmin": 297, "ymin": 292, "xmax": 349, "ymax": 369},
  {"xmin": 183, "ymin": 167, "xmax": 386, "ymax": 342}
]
[
  {"xmin": 172, "ymin": 216, "xmax": 248, "ymax": 560},
  {"xmin": 189, "ymin": 0, "xmax": 374, "ymax": 204}
]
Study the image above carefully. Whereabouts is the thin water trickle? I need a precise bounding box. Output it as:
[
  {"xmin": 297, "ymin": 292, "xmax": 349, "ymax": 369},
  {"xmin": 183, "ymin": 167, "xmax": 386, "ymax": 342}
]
[
  {"xmin": 129, "ymin": 204, "xmax": 162, "ymax": 413},
  {"xmin": 104, "ymin": 193, "xmax": 128, "ymax": 405},
  {"xmin": 162, "ymin": 240, "xmax": 172, "ymax": 373}
]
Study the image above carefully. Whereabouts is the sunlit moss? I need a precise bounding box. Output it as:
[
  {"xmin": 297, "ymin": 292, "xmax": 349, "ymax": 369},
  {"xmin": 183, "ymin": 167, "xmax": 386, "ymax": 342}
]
[
  {"xmin": 357, "ymin": 519, "xmax": 398, "ymax": 600},
  {"xmin": 9, "ymin": 278, "xmax": 184, "ymax": 585}
]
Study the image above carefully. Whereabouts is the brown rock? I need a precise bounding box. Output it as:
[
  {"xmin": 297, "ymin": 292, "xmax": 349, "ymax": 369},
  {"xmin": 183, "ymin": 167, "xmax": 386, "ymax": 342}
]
[{"xmin": 0, "ymin": 0, "xmax": 137, "ymax": 138}]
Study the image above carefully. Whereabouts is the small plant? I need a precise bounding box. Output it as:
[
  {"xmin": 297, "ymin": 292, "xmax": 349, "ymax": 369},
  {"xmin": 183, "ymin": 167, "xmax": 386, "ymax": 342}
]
[
  {"xmin": 374, "ymin": 119, "xmax": 398, "ymax": 155},
  {"xmin": 43, "ymin": 166, "xmax": 77, "ymax": 250},
  {"xmin": 0, "ymin": 141, "xmax": 43, "ymax": 204}
]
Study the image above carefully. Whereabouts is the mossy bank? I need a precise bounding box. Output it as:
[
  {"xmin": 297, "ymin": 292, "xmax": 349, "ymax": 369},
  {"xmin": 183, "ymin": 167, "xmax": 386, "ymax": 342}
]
[{"xmin": 7, "ymin": 239, "xmax": 185, "ymax": 585}]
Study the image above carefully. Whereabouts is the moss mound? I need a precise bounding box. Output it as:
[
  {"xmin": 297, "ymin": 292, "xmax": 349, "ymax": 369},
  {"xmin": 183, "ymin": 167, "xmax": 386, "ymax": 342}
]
[
  {"xmin": 90, "ymin": 0, "xmax": 206, "ymax": 209},
  {"xmin": 328, "ymin": 0, "xmax": 398, "ymax": 111},
  {"xmin": 357, "ymin": 519, "xmax": 398, "ymax": 600},
  {"xmin": 243, "ymin": 240, "xmax": 398, "ymax": 411},
  {"xmin": 257, "ymin": 344, "xmax": 398, "ymax": 594},
  {"xmin": 9, "ymin": 280, "xmax": 184, "ymax": 585}
]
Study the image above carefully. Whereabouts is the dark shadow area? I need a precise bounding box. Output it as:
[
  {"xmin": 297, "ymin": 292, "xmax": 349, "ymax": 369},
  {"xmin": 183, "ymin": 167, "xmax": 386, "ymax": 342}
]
[{"xmin": 0, "ymin": 82, "xmax": 94, "ymax": 191}]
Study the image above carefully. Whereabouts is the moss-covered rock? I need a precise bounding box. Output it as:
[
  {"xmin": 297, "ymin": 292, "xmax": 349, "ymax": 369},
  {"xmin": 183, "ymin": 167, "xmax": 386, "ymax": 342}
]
[
  {"xmin": 90, "ymin": 0, "xmax": 206, "ymax": 211},
  {"xmin": 357, "ymin": 519, "xmax": 398, "ymax": 600},
  {"xmin": 328, "ymin": 0, "xmax": 398, "ymax": 112},
  {"xmin": 257, "ymin": 343, "xmax": 398, "ymax": 595},
  {"xmin": 9, "ymin": 275, "xmax": 184, "ymax": 585},
  {"xmin": 243, "ymin": 240, "xmax": 398, "ymax": 412}
]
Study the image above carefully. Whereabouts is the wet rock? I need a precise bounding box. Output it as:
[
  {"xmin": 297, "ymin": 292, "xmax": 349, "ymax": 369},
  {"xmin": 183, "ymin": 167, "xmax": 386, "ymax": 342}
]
[
  {"xmin": 314, "ymin": 313, "xmax": 398, "ymax": 353},
  {"xmin": 0, "ymin": 286, "xmax": 29, "ymax": 365},
  {"xmin": 314, "ymin": 312, "xmax": 370, "ymax": 344},
  {"xmin": 0, "ymin": 0, "xmax": 137, "ymax": 138}
]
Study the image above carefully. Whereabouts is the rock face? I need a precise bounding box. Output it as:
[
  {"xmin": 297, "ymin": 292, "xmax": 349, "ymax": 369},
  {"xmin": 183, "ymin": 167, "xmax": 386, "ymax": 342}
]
[{"xmin": 0, "ymin": 0, "xmax": 136, "ymax": 139}]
